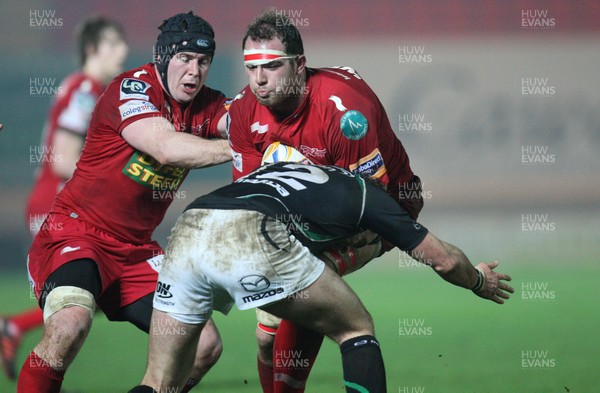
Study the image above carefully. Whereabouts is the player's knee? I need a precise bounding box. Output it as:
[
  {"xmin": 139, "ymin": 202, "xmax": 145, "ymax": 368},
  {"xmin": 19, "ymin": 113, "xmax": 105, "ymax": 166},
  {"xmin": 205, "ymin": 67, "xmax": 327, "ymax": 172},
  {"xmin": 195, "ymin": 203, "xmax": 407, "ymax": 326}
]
[
  {"xmin": 255, "ymin": 327, "xmax": 275, "ymax": 365},
  {"xmin": 39, "ymin": 303, "xmax": 94, "ymax": 369},
  {"xmin": 329, "ymin": 309, "xmax": 375, "ymax": 345},
  {"xmin": 43, "ymin": 285, "xmax": 96, "ymax": 322}
]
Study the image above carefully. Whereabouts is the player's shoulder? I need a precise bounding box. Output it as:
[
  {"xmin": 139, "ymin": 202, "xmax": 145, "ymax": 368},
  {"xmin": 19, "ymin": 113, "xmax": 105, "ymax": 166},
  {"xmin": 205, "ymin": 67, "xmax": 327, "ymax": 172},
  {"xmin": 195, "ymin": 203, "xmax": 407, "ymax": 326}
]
[
  {"xmin": 310, "ymin": 66, "xmax": 370, "ymax": 92},
  {"xmin": 106, "ymin": 63, "xmax": 160, "ymax": 101},
  {"xmin": 58, "ymin": 72, "xmax": 100, "ymax": 97},
  {"xmin": 196, "ymin": 84, "xmax": 227, "ymax": 102},
  {"xmin": 227, "ymin": 86, "xmax": 257, "ymax": 113},
  {"xmin": 309, "ymin": 67, "xmax": 376, "ymax": 109}
]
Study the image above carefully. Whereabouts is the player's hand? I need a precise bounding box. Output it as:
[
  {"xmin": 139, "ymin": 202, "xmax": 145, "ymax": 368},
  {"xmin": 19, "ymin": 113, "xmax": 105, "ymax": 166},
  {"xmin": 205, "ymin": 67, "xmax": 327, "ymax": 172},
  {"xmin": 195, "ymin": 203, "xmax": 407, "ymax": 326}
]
[{"xmin": 473, "ymin": 261, "xmax": 514, "ymax": 304}]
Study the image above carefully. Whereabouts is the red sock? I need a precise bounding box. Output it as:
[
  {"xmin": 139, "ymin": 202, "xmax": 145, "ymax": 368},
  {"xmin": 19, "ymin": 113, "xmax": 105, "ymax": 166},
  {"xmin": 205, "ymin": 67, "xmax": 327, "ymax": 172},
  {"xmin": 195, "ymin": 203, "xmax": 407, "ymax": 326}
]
[
  {"xmin": 258, "ymin": 355, "xmax": 274, "ymax": 393},
  {"xmin": 273, "ymin": 320, "xmax": 324, "ymax": 393},
  {"xmin": 10, "ymin": 308, "xmax": 44, "ymax": 334},
  {"xmin": 17, "ymin": 351, "xmax": 65, "ymax": 393}
]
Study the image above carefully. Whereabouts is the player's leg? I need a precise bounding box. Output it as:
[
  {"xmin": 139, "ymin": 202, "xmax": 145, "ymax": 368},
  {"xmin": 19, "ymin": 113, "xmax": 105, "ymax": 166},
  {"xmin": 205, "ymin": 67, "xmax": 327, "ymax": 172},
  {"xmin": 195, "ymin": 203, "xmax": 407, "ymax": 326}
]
[
  {"xmin": 124, "ymin": 212, "xmax": 225, "ymax": 392},
  {"xmin": 272, "ymin": 319, "xmax": 324, "ymax": 393},
  {"xmin": 260, "ymin": 266, "xmax": 386, "ymax": 393},
  {"xmin": 268, "ymin": 230, "xmax": 384, "ymax": 393},
  {"xmin": 255, "ymin": 308, "xmax": 281, "ymax": 393},
  {"xmin": 0, "ymin": 308, "xmax": 44, "ymax": 380},
  {"xmin": 115, "ymin": 263, "xmax": 223, "ymax": 392},
  {"xmin": 135, "ymin": 309, "xmax": 205, "ymax": 392},
  {"xmin": 255, "ymin": 310, "xmax": 324, "ymax": 393},
  {"xmin": 190, "ymin": 318, "xmax": 222, "ymax": 383},
  {"xmin": 18, "ymin": 259, "xmax": 101, "ymax": 393}
]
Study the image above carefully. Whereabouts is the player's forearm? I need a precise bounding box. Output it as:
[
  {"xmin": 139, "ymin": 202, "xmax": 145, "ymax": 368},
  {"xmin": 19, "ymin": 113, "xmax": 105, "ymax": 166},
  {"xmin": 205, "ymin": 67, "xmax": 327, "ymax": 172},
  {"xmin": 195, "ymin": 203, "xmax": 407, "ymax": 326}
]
[
  {"xmin": 410, "ymin": 233, "xmax": 478, "ymax": 290},
  {"xmin": 435, "ymin": 241, "xmax": 479, "ymax": 289},
  {"xmin": 158, "ymin": 134, "xmax": 231, "ymax": 168}
]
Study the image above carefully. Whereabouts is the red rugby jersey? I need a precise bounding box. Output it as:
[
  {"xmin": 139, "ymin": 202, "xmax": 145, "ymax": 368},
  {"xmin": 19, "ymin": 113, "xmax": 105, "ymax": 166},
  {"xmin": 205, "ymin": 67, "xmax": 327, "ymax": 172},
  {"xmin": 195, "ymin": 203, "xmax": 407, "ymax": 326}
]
[
  {"xmin": 53, "ymin": 63, "xmax": 227, "ymax": 243},
  {"xmin": 227, "ymin": 66, "xmax": 414, "ymax": 200}
]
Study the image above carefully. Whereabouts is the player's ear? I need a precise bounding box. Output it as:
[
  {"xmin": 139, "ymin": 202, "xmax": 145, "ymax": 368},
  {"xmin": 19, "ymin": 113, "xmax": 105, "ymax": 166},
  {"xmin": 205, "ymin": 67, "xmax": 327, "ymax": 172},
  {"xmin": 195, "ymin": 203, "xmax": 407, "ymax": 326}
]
[{"xmin": 295, "ymin": 54, "xmax": 306, "ymax": 75}]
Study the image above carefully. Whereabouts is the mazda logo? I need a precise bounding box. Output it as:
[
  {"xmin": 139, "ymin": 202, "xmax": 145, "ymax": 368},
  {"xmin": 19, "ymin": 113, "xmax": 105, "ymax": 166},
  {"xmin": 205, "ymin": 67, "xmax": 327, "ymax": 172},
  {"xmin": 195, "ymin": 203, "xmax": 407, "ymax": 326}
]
[{"xmin": 239, "ymin": 275, "xmax": 270, "ymax": 292}]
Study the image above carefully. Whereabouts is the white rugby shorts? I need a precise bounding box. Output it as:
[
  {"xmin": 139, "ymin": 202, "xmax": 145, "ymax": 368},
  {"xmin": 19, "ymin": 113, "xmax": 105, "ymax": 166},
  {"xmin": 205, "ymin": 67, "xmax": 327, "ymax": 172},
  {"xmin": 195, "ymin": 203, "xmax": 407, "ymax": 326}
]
[{"xmin": 153, "ymin": 209, "xmax": 325, "ymax": 324}]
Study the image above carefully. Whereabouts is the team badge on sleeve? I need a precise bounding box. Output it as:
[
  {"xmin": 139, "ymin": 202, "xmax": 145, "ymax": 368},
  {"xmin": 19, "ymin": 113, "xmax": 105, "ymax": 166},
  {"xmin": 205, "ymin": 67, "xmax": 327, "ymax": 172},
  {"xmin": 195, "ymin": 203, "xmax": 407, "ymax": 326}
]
[
  {"xmin": 120, "ymin": 78, "xmax": 151, "ymax": 100},
  {"xmin": 340, "ymin": 110, "xmax": 368, "ymax": 140}
]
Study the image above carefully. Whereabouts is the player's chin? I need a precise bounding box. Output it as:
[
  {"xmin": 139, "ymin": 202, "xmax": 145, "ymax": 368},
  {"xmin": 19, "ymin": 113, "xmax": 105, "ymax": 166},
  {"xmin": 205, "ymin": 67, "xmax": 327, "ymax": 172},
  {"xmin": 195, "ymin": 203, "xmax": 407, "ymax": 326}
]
[
  {"xmin": 255, "ymin": 93, "xmax": 276, "ymax": 107},
  {"xmin": 174, "ymin": 89, "xmax": 198, "ymax": 103}
]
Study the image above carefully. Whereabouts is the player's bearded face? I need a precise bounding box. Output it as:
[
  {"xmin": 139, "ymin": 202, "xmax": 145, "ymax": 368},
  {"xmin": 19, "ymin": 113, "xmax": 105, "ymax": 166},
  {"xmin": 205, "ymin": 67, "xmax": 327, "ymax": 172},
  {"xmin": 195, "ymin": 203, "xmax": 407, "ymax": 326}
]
[
  {"xmin": 167, "ymin": 52, "xmax": 211, "ymax": 104},
  {"xmin": 244, "ymin": 39, "xmax": 304, "ymax": 110}
]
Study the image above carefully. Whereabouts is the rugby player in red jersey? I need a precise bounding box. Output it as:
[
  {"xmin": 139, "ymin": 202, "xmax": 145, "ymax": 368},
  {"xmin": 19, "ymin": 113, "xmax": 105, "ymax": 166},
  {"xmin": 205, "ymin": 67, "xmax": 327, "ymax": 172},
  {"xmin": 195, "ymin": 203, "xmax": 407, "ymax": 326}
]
[
  {"xmin": 17, "ymin": 12, "xmax": 230, "ymax": 393},
  {"xmin": 0, "ymin": 17, "xmax": 127, "ymax": 381},
  {"xmin": 227, "ymin": 10, "xmax": 424, "ymax": 393}
]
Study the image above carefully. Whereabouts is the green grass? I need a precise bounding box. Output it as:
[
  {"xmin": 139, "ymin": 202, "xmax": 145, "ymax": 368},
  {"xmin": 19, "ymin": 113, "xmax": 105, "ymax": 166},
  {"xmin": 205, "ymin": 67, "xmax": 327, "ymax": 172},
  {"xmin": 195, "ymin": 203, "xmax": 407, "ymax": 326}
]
[{"xmin": 1, "ymin": 252, "xmax": 598, "ymax": 392}]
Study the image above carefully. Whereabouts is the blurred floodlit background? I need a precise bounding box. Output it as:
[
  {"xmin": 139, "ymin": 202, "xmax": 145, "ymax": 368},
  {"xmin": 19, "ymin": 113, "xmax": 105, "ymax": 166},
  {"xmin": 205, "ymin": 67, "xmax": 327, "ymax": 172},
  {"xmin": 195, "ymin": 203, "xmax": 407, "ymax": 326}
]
[{"xmin": 0, "ymin": 2, "xmax": 598, "ymax": 296}]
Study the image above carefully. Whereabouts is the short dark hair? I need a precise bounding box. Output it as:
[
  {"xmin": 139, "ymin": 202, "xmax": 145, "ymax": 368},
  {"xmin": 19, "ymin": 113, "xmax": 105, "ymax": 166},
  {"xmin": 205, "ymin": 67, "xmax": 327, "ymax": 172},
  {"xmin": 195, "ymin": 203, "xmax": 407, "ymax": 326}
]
[
  {"xmin": 242, "ymin": 9, "xmax": 304, "ymax": 56},
  {"xmin": 76, "ymin": 17, "xmax": 125, "ymax": 66}
]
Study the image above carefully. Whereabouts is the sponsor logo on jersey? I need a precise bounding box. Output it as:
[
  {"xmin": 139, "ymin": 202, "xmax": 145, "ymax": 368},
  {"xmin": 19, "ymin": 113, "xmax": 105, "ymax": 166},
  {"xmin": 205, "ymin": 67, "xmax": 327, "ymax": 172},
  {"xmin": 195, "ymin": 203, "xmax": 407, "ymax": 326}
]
[
  {"xmin": 60, "ymin": 245, "xmax": 80, "ymax": 255},
  {"xmin": 120, "ymin": 78, "xmax": 151, "ymax": 100},
  {"xmin": 349, "ymin": 148, "xmax": 387, "ymax": 179},
  {"xmin": 191, "ymin": 118, "xmax": 210, "ymax": 136},
  {"xmin": 119, "ymin": 100, "xmax": 159, "ymax": 121},
  {"xmin": 328, "ymin": 95, "xmax": 347, "ymax": 112},
  {"xmin": 250, "ymin": 121, "xmax": 269, "ymax": 134},
  {"xmin": 299, "ymin": 145, "xmax": 327, "ymax": 158},
  {"xmin": 239, "ymin": 275, "xmax": 271, "ymax": 292},
  {"xmin": 146, "ymin": 254, "xmax": 164, "ymax": 273},
  {"xmin": 232, "ymin": 150, "xmax": 243, "ymax": 172},
  {"xmin": 122, "ymin": 151, "xmax": 187, "ymax": 190},
  {"xmin": 156, "ymin": 281, "xmax": 173, "ymax": 299},
  {"xmin": 340, "ymin": 110, "xmax": 368, "ymax": 140},
  {"xmin": 242, "ymin": 287, "xmax": 285, "ymax": 304}
]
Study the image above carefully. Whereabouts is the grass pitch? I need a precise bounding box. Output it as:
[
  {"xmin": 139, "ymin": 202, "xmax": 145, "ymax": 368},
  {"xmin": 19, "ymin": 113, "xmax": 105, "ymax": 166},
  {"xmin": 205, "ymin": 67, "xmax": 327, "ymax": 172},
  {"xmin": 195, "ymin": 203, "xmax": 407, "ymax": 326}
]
[{"xmin": 0, "ymin": 250, "xmax": 598, "ymax": 392}]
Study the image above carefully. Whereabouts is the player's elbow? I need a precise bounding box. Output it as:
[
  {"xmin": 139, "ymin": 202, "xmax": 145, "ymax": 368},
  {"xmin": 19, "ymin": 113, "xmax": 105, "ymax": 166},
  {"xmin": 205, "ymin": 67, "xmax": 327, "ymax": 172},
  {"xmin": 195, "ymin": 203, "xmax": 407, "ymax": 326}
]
[
  {"xmin": 150, "ymin": 136, "xmax": 183, "ymax": 166},
  {"xmin": 150, "ymin": 146, "xmax": 171, "ymax": 166}
]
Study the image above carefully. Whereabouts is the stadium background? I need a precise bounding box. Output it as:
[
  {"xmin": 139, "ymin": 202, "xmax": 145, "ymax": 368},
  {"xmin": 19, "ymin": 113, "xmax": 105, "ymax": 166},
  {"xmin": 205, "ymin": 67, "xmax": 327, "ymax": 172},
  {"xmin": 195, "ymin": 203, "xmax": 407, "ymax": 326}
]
[{"xmin": 0, "ymin": 0, "xmax": 598, "ymax": 391}]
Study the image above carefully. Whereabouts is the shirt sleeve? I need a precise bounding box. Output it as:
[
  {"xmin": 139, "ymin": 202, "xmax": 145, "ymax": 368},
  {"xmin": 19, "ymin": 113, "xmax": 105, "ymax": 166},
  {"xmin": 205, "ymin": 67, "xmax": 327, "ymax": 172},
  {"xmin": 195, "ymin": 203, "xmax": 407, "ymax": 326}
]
[
  {"xmin": 227, "ymin": 96, "xmax": 264, "ymax": 181},
  {"xmin": 114, "ymin": 76, "xmax": 162, "ymax": 134},
  {"xmin": 56, "ymin": 80, "xmax": 98, "ymax": 135},
  {"xmin": 324, "ymin": 80, "xmax": 390, "ymax": 186},
  {"xmin": 359, "ymin": 180, "xmax": 428, "ymax": 251},
  {"xmin": 201, "ymin": 89, "xmax": 229, "ymax": 140}
]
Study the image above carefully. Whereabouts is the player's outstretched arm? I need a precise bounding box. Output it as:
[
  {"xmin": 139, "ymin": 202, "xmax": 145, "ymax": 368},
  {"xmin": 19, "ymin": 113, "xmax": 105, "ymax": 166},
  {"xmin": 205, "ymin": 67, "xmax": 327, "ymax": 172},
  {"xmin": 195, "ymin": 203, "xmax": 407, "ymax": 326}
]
[
  {"xmin": 409, "ymin": 233, "xmax": 514, "ymax": 304},
  {"xmin": 139, "ymin": 309, "xmax": 204, "ymax": 392},
  {"xmin": 122, "ymin": 116, "xmax": 231, "ymax": 168}
]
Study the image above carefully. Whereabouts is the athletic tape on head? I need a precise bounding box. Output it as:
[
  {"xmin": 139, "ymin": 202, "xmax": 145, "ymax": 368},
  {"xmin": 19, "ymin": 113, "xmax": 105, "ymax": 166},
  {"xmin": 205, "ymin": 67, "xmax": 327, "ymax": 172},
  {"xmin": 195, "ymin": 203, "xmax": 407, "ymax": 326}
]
[{"xmin": 244, "ymin": 49, "xmax": 296, "ymax": 66}]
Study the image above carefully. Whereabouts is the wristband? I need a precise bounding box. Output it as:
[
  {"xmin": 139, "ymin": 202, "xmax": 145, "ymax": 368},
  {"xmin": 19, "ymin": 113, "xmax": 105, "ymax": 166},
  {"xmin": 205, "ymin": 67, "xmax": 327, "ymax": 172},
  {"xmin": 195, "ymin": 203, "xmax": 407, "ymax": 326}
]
[{"xmin": 471, "ymin": 267, "xmax": 486, "ymax": 292}]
